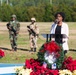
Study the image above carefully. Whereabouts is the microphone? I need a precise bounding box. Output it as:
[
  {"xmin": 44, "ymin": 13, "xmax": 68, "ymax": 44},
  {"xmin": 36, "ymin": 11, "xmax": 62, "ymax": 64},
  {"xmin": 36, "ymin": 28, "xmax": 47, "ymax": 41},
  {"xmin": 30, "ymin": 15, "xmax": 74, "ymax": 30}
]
[{"xmin": 54, "ymin": 19, "xmax": 59, "ymax": 24}]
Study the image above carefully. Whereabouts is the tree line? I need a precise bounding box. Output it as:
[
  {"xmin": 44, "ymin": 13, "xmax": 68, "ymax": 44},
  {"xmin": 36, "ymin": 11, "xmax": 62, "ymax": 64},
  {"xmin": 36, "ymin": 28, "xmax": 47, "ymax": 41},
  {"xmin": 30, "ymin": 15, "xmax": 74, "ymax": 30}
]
[{"xmin": 0, "ymin": 0, "xmax": 76, "ymax": 22}]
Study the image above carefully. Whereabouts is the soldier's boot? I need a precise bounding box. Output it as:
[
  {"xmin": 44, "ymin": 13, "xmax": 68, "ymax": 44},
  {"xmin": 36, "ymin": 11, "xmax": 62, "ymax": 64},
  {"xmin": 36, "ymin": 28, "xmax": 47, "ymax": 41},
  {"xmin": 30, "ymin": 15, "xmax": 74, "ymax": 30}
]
[
  {"xmin": 34, "ymin": 48, "xmax": 36, "ymax": 52},
  {"xmin": 14, "ymin": 47, "xmax": 17, "ymax": 51},
  {"xmin": 29, "ymin": 48, "xmax": 33, "ymax": 52},
  {"xmin": 11, "ymin": 44, "xmax": 14, "ymax": 51}
]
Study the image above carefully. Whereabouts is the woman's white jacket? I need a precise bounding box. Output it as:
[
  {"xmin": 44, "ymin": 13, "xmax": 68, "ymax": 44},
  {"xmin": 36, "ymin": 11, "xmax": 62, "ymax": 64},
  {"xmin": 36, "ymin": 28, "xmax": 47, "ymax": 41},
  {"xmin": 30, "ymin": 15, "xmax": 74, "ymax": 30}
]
[{"xmin": 50, "ymin": 22, "xmax": 69, "ymax": 50}]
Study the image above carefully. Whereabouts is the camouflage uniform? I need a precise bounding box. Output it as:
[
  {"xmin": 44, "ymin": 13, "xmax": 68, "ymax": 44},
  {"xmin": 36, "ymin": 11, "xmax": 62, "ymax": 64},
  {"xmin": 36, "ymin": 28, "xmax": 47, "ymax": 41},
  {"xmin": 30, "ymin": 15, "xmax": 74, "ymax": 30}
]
[
  {"xmin": 27, "ymin": 18, "xmax": 39, "ymax": 52},
  {"xmin": 7, "ymin": 15, "xmax": 20, "ymax": 51}
]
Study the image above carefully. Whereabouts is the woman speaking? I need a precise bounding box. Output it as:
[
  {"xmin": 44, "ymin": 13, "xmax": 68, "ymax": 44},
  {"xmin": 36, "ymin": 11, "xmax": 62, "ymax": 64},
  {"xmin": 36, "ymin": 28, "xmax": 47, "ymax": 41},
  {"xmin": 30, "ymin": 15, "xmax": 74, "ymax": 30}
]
[{"xmin": 50, "ymin": 12, "xmax": 69, "ymax": 55}]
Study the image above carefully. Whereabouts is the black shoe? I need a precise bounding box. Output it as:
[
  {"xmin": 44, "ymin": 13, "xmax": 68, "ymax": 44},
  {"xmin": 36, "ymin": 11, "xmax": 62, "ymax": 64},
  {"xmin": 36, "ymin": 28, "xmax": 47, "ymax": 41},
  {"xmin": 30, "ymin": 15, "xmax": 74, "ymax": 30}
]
[
  {"xmin": 64, "ymin": 50, "xmax": 67, "ymax": 55},
  {"xmin": 34, "ymin": 48, "xmax": 36, "ymax": 52},
  {"xmin": 14, "ymin": 47, "xmax": 17, "ymax": 51}
]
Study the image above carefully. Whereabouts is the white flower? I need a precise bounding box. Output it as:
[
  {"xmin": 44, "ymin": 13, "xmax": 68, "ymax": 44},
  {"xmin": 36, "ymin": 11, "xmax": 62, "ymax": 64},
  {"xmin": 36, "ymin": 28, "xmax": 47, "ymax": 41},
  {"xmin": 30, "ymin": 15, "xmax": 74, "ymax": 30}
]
[
  {"xmin": 15, "ymin": 66, "xmax": 24, "ymax": 73},
  {"xmin": 44, "ymin": 51, "xmax": 57, "ymax": 64},
  {"xmin": 59, "ymin": 70, "xmax": 72, "ymax": 75},
  {"xmin": 15, "ymin": 66, "xmax": 32, "ymax": 75},
  {"xmin": 18, "ymin": 68, "xmax": 32, "ymax": 75}
]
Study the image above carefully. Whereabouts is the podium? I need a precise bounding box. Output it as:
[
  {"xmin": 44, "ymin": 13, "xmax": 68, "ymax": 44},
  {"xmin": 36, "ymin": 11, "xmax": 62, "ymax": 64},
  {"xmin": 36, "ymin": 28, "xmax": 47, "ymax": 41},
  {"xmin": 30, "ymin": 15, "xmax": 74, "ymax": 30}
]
[
  {"xmin": 41, "ymin": 34, "xmax": 67, "ymax": 42},
  {"xmin": 41, "ymin": 34, "xmax": 51, "ymax": 42}
]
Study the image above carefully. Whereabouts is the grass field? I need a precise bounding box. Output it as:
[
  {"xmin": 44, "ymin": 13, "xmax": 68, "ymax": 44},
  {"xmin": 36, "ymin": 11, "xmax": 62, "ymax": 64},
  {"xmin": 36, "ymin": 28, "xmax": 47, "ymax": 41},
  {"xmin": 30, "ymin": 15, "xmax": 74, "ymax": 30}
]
[{"xmin": 0, "ymin": 22, "xmax": 76, "ymax": 63}]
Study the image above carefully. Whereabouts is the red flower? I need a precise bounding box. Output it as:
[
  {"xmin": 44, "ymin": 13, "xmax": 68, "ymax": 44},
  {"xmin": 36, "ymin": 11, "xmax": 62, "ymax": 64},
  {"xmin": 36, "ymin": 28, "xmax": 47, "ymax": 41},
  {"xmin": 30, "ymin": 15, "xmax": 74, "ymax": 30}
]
[
  {"xmin": 44, "ymin": 41, "xmax": 60, "ymax": 53},
  {"xmin": 25, "ymin": 58, "xmax": 59, "ymax": 75},
  {"xmin": 55, "ymin": 52, "xmax": 60, "ymax": 58},
  {"xmin": 0, "ymin": 49, "xmax": 5, "ymax": 57},
  {"xmin": 63, "ymin": 57, "xmax": 76, "ymax": 71},
  {"xmin": 30, "ymin": 58, "xmax": 35, "ymax": 64},
  {"xmin": 25, "ymin": 59, "xmax": 41, "ymax": 70},
  {"xmin": 25, "ymin": 59, "xmax": 32, "ymax": 68},
  {"xmin": 49, "ymin": 70, "xmax": 59, "ymax": 75}
]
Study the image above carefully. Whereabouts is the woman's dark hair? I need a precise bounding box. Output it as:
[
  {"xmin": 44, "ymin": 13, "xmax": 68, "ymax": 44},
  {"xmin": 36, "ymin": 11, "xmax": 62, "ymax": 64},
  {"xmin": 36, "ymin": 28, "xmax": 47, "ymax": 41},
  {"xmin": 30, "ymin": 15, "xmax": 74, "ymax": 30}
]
[{"xmin": 54, "ymin": 12, "xmax": 65, "ymax": 21}]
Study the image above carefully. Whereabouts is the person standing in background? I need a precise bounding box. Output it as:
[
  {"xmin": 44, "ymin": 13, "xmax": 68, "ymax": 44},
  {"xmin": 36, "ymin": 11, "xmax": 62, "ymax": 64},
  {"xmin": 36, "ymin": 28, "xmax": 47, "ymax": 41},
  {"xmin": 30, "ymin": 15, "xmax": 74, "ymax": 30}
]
[
  {"xmin": 7, "ymin": 15, "xmax": 20, "ymax": 51},
  {"xmin": 50, "ymin": 12, "xmax": 69, "ymax": 55},
  {"xmin": 27, "ymin": 17, "xmax": 39, "ymax": 52}
]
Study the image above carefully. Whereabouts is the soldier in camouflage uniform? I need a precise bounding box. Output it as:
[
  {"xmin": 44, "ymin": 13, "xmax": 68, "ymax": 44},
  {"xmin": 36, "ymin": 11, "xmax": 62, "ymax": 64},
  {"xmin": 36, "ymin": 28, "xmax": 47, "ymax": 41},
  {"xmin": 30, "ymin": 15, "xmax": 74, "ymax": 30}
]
[
  {"xmin": 7, "ymin": 15, "xmax": 20, "ymax": 51},
  {"xmin": 27, "ymin": 17, "xmax": 39, "ymax": 52}
]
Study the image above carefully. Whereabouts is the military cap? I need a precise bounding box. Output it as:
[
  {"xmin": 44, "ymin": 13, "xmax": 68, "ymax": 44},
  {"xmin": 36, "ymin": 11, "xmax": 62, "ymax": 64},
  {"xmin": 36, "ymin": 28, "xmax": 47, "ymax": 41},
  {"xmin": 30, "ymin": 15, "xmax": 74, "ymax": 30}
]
[
  {"xmin": 11, "ymin": 14, "xmax": 16, "ymax": 18},
  {"xmin": 31, "ymin": 17, "xmax": 36, "ymax": 21}
]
